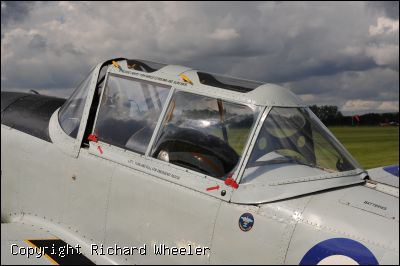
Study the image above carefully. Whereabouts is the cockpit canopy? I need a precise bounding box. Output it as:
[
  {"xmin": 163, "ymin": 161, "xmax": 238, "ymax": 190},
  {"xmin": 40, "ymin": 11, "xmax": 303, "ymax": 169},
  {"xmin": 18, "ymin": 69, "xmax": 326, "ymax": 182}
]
[{"xmin": 57, "ymin": 58, "xmax": 362, "ymax": 183}]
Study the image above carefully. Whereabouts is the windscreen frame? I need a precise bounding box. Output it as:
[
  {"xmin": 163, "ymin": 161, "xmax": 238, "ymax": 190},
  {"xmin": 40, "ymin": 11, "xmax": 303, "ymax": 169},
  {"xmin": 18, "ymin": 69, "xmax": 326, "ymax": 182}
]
[{"xmin": 236, "ymin": 106, "xmax": 364, "ymax": 185}]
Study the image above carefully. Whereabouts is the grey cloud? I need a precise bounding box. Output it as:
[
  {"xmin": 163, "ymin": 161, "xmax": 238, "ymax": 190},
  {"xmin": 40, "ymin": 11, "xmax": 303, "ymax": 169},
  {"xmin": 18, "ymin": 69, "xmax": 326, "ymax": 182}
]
[
  {"xmin": 1, "ymin": 1, "xmax": 35, "ymax": 26},
  {"xmin": 1, "ymin": 1, "xmax": 398, "ymax": 114},
  {"xmin": 367, "ymin": 1, "xmax": 399, "ymax": 19},
  {"xmin": 53, "ymin": 43, "xmax": 86, "ymax": 57},
  {"xmin": 285, "ymin": 68, "xmax": 399, "ymax": 106},
  {"xmin": 28, "ymin": 34, "xmax": 47, "ymax": 51}
]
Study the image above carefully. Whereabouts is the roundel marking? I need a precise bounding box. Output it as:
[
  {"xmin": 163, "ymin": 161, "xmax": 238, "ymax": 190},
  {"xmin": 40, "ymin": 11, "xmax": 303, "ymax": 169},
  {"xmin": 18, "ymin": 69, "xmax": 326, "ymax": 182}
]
[
  {"xmin": 300, "ymin": 238, "xmax": 379, "ymax": 265},
  {"xmin": 238, "ymin": 213, "xmax": 254, "ymax": 232},
  {"xmin": 318, "ymin": 255, "xmax": 358, "ymax": 265}
]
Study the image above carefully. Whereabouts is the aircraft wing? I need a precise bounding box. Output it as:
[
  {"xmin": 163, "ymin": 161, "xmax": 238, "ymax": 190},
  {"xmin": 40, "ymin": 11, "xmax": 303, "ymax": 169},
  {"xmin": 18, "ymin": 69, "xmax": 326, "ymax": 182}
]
[
  {"xmin": 368, "ymin": 165, "xmax": 399, "ymax": 188},
  {"xmin": 1, "ymin": 223, "xmax": 94, "ymax": 265}
]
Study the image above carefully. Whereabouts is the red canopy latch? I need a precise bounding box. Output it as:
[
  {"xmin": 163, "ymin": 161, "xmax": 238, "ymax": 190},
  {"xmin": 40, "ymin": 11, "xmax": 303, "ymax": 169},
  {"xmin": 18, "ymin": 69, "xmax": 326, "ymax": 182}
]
[
  {"xmin": 225, "ymin": 177, "xmax": 239, "ymax": 189},
  {"xmin": 88, "ymin": 133, "xmax": 98, "ymax": 143}
]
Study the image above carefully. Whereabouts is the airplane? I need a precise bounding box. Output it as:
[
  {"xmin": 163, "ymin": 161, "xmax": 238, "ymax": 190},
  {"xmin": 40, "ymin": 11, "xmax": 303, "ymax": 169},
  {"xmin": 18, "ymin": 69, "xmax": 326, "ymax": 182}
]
[{"xmin": 1, "ymin": 58, "xmax": 398, "ymax": 265}]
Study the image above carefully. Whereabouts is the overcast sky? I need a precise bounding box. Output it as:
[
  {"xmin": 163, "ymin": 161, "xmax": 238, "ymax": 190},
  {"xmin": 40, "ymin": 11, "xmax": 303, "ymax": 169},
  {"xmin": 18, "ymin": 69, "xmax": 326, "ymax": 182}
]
[{"xmin": 1, "ymin": 1, "xmax": 399, "ymax": 114}]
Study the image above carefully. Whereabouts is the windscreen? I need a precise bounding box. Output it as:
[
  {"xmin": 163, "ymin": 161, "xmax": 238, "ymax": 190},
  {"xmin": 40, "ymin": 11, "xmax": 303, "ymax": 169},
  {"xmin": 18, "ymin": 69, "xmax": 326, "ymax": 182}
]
[
  {"xmin": 58, "ymin": 69, "xmax": 94, "ymax": 138},
  {"xmin": 242, "ymin": 107, "xmax": 361, "ymax": 184}
]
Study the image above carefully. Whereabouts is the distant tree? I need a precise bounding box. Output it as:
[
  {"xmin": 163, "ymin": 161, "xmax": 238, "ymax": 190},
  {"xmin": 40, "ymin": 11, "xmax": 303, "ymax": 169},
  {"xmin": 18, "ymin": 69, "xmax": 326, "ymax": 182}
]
[
  {"xmin": 360, "ymin": 112, "xmax": 399, "ymax": 126},
  {"xmin": 309, "ymin": 105, "xmax": 343, "ymax": 125},
  {"xmin": 310, "ymin": 105, "xmax": 399, "ymax": 126}
]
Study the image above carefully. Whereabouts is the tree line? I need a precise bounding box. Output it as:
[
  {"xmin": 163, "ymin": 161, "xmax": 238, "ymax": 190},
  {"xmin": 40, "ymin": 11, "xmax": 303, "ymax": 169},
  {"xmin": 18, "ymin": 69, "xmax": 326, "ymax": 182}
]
[{"xmin": 309, "ymin": 105, "xmax": 399, "ymax": 126}]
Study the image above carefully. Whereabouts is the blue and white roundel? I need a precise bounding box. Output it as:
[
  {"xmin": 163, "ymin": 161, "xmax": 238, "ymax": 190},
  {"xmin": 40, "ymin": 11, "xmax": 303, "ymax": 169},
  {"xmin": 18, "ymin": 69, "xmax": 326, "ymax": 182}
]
[
  {"xmin": 300, "ymin": 238, "xmax": 379, "ymax": 265},
  {"xmin": 238, "ymin": 213, "xmax": 254, "ymax": 232}
]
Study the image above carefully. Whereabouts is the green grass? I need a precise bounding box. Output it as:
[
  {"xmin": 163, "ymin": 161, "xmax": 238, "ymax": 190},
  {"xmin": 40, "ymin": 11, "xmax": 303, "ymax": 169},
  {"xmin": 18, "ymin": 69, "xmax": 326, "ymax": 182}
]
[
  {"xmin": 212, "ymin": 128, "xmax": 251, "ymax": 155},
  {"xmin": 329, "ymin": 126, "xmax": 399, "ymax": 169}
]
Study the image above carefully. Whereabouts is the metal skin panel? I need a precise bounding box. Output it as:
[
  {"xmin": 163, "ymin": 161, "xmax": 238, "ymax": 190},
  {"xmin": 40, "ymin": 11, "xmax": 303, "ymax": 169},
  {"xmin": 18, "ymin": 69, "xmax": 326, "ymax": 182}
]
[
  {"xmin": 339, "ymin": 185, "xmax": 399, "ymax": 221},
  {"xmin": 105, "ymin": 165, "xmax": 219, "ymax": 264},
  {"xmin": 211, "ymin": 196, "xmax": 311, "ymax": 264},
  {"xmin": 1, "ymin": 125, "xmax": 23, "ymax": 219},
  {"xmin": 1, "ymin": 223, "xmax": 55, "ymax": 241},
  {"xmin": 62, "ymin": 148, "xmax": 116, "ymax": 245},
  {"xmin": 1, "ymin": 126, "xmax": 72, "ymax": 223},
  {"xmin": 368, "ymin": 166, "xmax": 399, "ymax": 188},
  {"xmin": 365, "ymin": 180, "xmax": 399, "ymax": 198},
  {"xmin": 87, "ymin": 142, "xmax": 234, "ymax": 201},
  {"xmin": 285, "ymin": 185, "xmax": 399, "ymax": 265},
  {"xmin": 246, "ymin": 83, "xmax": 305, "ymax": 107},
  {"xmin": 2, "ymin": 126, "xmax": 122, "ymax": 264},
  {"xmin": 231, "ymin": 173, "xmax": 365, "ymax": 204}
]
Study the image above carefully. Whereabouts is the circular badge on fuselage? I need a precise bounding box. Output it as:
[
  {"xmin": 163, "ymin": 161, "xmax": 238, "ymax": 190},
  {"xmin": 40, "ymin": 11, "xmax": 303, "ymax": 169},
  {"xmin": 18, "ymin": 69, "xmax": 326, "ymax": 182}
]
[
  {"xmin": 238, "ymin": 213, "xmax": 254, "ymax": 232},
  {"xmin": 300, "ymin": 238, "xmax": 378, "ymax": 265}
]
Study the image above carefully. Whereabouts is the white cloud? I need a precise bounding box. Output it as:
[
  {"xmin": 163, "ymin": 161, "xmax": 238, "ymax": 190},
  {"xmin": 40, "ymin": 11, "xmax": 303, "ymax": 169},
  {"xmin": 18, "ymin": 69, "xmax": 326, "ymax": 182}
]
[
  {"xmin": 342, "ymin": 100, "xmax": 399, "ymax": 113},
  {"xmin": 299, "ymin": 94, "xmax": 316, "ymax": 102},
  {"xmin": 366, "ymin": 16, "xmax": 399, "ymax": 68},
  {"xmin": 58, "ymin": 1, "xmax": 76, "ymax": 11},
  {"xmin": 369, "ymin": 17, "xmax": 399, "ymax": 36},
  {"xmin": 341, "ymin": 46, "xmax": 363, "ymax": 56},
  {"xmin": 208, "ymin": 28, "xmax": 239, "ymax": 41},
  {"xmin": 366, "ymin": 44, "xmax": 399, "ymax": 67},
  {"xmin": 378, "ymin": 101, "xmax": 400, "ymax": 111}
]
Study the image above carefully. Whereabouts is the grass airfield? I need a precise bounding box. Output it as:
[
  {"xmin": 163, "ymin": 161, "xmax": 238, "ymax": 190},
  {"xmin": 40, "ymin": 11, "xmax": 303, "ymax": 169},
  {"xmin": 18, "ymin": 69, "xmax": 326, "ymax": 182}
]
[{"xmin": 329, "ymin": 126, "xmax": 399, "ymax": 169}]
